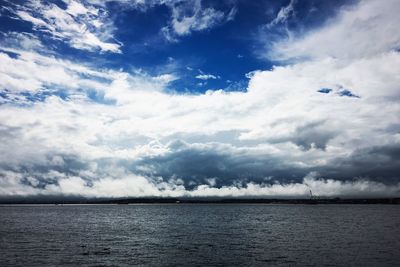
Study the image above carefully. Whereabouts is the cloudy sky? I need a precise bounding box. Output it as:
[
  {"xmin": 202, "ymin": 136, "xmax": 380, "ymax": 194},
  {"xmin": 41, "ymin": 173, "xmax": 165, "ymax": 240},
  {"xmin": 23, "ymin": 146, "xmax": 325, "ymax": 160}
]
[{"xmin": 0, "ymin": 0, "xmax": 399, "ymax": 199}]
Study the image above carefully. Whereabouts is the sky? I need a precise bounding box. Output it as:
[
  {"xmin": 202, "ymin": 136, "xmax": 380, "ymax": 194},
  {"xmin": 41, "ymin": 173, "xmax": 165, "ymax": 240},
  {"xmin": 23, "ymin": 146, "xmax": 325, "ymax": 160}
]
[{"xmin": 0, "ymin": 0, "xmax": 399, "ymax": 199}]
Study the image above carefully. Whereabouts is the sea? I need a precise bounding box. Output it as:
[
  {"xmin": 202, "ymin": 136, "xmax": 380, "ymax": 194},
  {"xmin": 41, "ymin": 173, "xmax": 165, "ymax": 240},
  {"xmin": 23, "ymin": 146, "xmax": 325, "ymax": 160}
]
[{"xmin": 0, "ymin": 204, "xmax": 399, "ymax": 266}]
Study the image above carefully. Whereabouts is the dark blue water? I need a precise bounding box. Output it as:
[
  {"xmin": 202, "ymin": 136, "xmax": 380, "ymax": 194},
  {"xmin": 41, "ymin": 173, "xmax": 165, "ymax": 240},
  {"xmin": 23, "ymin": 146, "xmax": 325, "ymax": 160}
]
[{"xmin": 0, "ymin": 204, "xmax": 399, "ymax": 266}]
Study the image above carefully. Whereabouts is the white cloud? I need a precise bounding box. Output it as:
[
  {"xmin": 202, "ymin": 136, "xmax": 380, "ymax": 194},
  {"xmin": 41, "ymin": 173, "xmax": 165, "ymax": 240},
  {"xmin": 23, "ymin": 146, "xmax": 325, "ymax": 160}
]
[
  {"xmin": 153, "ymin": 73, "xmax": 179, "ymax": 84},
  {"xmin": 0, "ymin": 32, "xmax": 44, "ymax": 51},
  {"xmin": 66, "ymin": 0, "xmax": 90, "ymax": 16},
  {"xmin": 195, "ymin": 74, "xmax": 219, "ymax": 80},
  {"xmin": 55, "ymin": 0, "xmax": 237, "ymax": 43},
  {"xmin": 12, "ymin": 0, "xmax": 121, "ymax": 53},
  {"xmin": 0, "ymin": 46, "xmax": 115, "ymax": 95},
  {"xmin": 161, "ymin": 0, "xmax": 236, "ymax": 41},
  {"xmin": 268, "ymin": 0, "xmax": 400, "ymax": 61},
  {"xmin": 1, "ymin": 170, "xmax": 399, "ymax": 198},
  {"xmin": 170, "ymin": 0, "xmax": 225, "ymax": 36}
]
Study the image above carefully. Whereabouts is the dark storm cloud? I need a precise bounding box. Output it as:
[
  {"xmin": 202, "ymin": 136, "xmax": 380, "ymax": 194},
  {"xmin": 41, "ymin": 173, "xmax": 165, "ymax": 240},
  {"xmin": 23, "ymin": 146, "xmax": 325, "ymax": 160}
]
[
  {"xmin": 0, "ymin": 153, "xmax": 90, "ymax": 189},
  {"xmin": 289, "ymin": 122, "xmax": 337, "ymax": 150},
  {"xmin": 127, "ymin": 140, "xmax": 399, "ymax": 188},
  {"xmin": 0, "ymin": 139, "xmax": 399, "ymax": 198},
  {"xmin": 2, "ymin": 139, "xmax": 399, "ymax": 192},
  {"xmin": 129, "ymin": 141, "xmax": 305, "ymax": 188},
  {"xmin": 325, "ymin": 144, "xmax": 400, "ymax": 183},
  {"xmin": 265, "ymin": 121, "xmax": 337, "ymax": 151}
]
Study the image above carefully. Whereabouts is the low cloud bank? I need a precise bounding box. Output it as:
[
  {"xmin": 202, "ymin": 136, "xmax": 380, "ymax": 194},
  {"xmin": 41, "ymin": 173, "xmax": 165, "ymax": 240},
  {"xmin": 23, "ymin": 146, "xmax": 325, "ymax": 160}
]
[{"xmin": 1, "ymin": 172, "xmax": 399, "ymax": 199}]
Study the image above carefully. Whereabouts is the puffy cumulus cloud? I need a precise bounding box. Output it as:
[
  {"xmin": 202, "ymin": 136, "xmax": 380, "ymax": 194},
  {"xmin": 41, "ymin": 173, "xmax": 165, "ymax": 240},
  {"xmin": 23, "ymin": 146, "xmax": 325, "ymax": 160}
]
[
  {"xmin": 8, "ymin": 0, "xmax": 121, "ymax": 53},
  {"xmin": 0, "ymin": 0, "xmax": 399, "ymax": 199}
]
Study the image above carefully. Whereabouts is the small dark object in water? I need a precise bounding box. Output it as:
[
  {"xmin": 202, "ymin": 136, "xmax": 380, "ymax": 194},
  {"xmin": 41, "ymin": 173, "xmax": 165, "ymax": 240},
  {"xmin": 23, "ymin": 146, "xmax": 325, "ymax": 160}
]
[{"xmin": 93, "ymin": 250, "xmax": 111, "ymax": 255}]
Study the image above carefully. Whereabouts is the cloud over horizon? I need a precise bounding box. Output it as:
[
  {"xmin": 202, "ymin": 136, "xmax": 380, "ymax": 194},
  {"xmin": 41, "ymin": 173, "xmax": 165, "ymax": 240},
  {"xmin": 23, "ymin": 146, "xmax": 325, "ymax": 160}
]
[{"xmin": 0, "ymin": 0, "xmax": 399, "ymax": 199}]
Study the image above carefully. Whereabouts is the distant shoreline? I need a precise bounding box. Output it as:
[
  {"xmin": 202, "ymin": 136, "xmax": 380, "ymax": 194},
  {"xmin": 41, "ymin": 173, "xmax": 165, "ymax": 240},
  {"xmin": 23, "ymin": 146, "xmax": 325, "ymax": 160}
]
[{"xmin": 1, "ymin": 197, "xmax": 399, "ymax": 205}]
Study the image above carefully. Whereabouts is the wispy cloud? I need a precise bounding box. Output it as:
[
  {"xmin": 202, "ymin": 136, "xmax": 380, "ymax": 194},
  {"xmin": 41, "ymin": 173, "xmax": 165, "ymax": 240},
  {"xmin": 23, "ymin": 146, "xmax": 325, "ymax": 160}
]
[
  {"xmin": 161, "ymin": 0, "xmax": 236, "ymax": 42},
  {"xmin": 268, "ymin": 0, "xmax": 400, "ymax": 61},
  {"xmin": 267, "ymin": 0, "xmax": 296, "ymax": 28},
  {"xmin": 10, "ymin": 0, "xmax": 121, "ymax": 53},
  {"xmin": 195, "ymin": 74, "xmax": 219, "ymax": 80}
]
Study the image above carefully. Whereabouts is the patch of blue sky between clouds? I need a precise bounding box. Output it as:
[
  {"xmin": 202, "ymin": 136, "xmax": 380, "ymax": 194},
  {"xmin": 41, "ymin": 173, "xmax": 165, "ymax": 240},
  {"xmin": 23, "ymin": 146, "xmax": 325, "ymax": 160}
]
[
  {"xmin": 317, "ymin": 86, "xmax": 360, "ymax": 98},
  {"xmin": 338, "ymin": 89, "xmax": 360, "ymax": 98},
  {"xmin": 317, "ymin": 88, "xmax": 332, "ymax": 94}
]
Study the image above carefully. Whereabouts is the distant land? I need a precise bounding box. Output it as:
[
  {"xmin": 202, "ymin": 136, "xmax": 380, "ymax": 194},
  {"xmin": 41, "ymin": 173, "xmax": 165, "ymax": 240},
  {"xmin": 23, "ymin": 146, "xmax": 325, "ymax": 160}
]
[{"xmin": 0, "ymin": 196, "xmax": 399, "ymax": 205}]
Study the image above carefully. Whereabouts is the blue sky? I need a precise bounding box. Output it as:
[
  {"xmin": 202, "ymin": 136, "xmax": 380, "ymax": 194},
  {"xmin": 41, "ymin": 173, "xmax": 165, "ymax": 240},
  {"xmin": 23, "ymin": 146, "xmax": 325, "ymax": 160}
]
[
  {"xmin": 0, "ymin": 0, "xmax": 352, "ymax": 94},
  {"xmin": 0, "ymin": 0, "xmax": 399, "ymax": 198}
]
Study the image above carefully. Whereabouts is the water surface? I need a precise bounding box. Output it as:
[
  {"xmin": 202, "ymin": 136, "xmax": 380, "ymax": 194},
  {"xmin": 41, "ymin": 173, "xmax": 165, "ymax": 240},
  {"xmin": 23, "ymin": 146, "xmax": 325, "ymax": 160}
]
[{"xmin": 0, "ymin": 204, "xmax": 399, "ymax": 266}]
